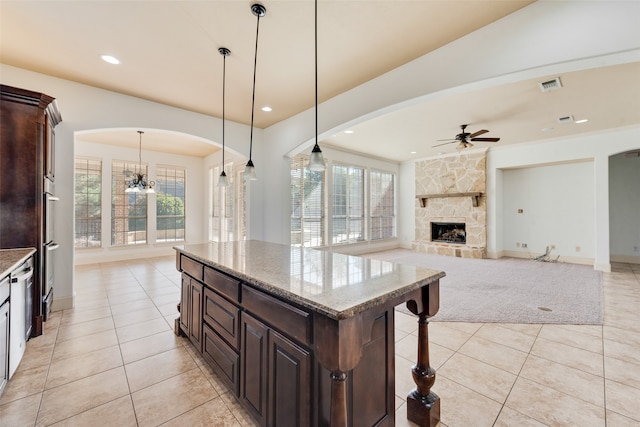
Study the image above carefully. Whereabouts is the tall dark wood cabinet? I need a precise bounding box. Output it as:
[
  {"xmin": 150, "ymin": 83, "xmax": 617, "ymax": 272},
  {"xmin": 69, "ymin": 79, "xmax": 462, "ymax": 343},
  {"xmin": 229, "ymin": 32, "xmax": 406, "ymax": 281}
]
[{"xmin": 0, "ymin": 84, "xmax": 61, "ymax": 337}]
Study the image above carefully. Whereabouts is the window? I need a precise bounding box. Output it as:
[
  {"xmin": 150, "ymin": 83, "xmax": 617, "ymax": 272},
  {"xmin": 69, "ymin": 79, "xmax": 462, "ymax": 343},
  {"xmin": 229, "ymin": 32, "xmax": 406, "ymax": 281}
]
[
  {"xmin": 74, "ymin": 158, "xmax": 102, "ymax": 248},
  {"xmin": 210, "ymin": 163, "xmax": 242, "ymax": 242},
  {"xmin": 332, "ymin": 164, "xmax": 364, "ymax": 244},
  {"xmin": 370, "ymin": 170, "xmax": 395, "ymax": 240},
  {"xmin": 291, "ymin": 155, "xmax": 325, "ymax": 247},
  {"xmin": 156, "ymin": 165, "xmax": 185, "ymax": 242},
  {"xmin": 112, "ymin": 160, "xmax": 148, "ymax": 245}
]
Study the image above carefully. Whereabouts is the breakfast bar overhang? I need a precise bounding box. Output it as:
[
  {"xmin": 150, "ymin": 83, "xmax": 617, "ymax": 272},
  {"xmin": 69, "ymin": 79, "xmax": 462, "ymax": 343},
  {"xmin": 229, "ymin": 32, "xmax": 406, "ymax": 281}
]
[{"xmin": 174, "ymin": 241, "xmax": 443, "ymax": 426}]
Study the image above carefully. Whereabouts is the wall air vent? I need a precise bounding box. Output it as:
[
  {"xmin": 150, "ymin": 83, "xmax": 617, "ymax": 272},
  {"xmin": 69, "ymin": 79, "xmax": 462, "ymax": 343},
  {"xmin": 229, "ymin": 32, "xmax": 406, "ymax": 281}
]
[
  {"xmin": 557, "ymin": 115, "xmax": 574, "ymax": 124},
  {"xmin": 538, "ymin": 77, "xmax": 562, "ymax": 93}
]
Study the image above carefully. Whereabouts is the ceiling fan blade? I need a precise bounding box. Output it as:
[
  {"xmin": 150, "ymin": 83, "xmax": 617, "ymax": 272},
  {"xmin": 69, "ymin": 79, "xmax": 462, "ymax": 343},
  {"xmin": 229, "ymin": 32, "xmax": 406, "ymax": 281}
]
[
  {"xmin": 468, "ymin": 129, "xmax": 489, "ymax": 138},
  {"xmin": 470, "ymin": 137, "xmax": 500, "ymax": 142},
  {"xmin": 432, "ymin": 141, "xmax": 455, "ymax": 147},
  {"xmin": 436, "ymin": 138, "xmax": 456, "ymax": 141}
]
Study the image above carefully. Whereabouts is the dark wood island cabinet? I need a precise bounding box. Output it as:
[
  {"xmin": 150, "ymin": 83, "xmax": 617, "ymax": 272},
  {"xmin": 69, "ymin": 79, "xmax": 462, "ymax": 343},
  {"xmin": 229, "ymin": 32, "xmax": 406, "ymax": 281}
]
[{"xmin": 175, "ymin": 241, "xmax": 444, "ymax": 427}]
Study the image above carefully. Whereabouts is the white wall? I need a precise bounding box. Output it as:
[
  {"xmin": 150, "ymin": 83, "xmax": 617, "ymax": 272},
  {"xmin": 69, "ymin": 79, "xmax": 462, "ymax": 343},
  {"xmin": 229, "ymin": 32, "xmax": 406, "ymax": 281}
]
[
  {"xmin": 501, "ymin": 161, "xmax": 595, "ymax": 262},
  {"xmin": 609, "ymin": 152, "xmax": 640, "ymax": 262}
]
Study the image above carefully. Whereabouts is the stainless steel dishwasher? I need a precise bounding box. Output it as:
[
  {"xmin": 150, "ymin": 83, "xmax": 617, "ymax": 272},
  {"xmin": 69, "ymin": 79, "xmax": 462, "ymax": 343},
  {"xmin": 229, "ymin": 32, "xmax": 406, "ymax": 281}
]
[
  {"xmin": 9, "ymin": 257, "xmax": 33, "ymax": 378},
  {"xmin": 0, "ymin": 273, "xmax": 10, "ymax": 394}
]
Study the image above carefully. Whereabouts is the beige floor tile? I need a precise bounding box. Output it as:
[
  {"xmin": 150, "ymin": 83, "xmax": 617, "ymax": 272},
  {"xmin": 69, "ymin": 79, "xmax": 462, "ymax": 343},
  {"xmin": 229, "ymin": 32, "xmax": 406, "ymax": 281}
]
[
  {"xmin": 434, "ymin": 376, "xmax": 503, "ymax": 427},
  {"xmin": 59, "ymin": 305, "xmax": 112, "ymax": 325},
  {"xmin": 108, "ymin": 291, "xmax": 150, "ymax": 306},
  {"xmin": 556, "ymin": 323, "xmax": 603, "ymax": 339},
  {"xmin": 395, "ymin": 310, "xmax": 419, "ymax": 334},
  {"xmin": 394, "ymin": 401, "xmax": 443, "ymax": 427},
  {"xmin": 605, "ymin": 379, "xmax": 640, "ymax": 422},
  {"xmin": 49, "ymin": 395, "xmax": 137, "ymax": 427},
  {"xmin": 458, "ymin": 335, "xmax": 528, "ymax": 375},
  {"xmin": 395, "ymin": 353, "xmax": 419, "ymax": 398},
  {"xmin": 0, "ymin": 392, "xmax": 41, "ymax": 426},
  {"xmin": 395, "ymin": 333, "xmax": 454, "ymax": 370},
  {"xmin": 109, "ymin": 298, "xmax": 158, "ymax": 315},
  {"xmin": 131, "ymin": 367, "xmax": 218, "ymax": 427},
  {"xmin": 120, "ymin": 329, "xmax": 183, "ymax": 364},
  {"xmin": 604, "ymin": 356, "xmax": 640, "ymax": 389},
  {"xmin": 496, "ymin": 323, "xmax": 543, "ymax": 337},
  {"xmin": 17, "ymin": 339, "xmax": 55, "ymax": 371},
  {"xmin": 427, "ymin": 323, "xmax": 472, "ymax": 352},
  {"xmin": 494, "ymin": 406, "xmax": 547, "ymax": 426},
  {"xmin": 605, "ymin": 409, "xmax": 640, "ymax": 426},
  {"xmin": 160, "ymin": 396, "xmax": 241, "ymax": 426},
  {"xmin": 51, "ymin": 329, "xmax": 119, "ymax": 361},
  {"xmin": 473, "ymin": 323, "xmax": 537, "ymax": 353},
  {"xmin": 519, "ymin": 354, "xmax": 605, "ymax": 407},
  {"xmin": 125, "ymin": 346, "xmax": 198, "ymax": 392},
  {"xmin": 603, "ymin": 325, "xmax": 640, "ymax": 347},
  {"xmin": 437, "ymin": 353, "xmax": 517, "ymax": 403},
  {"xmin": 45, "ymin": 344, "xmax": 123, "ymax": 389},
  {"xmin": 218, "ymin": 392, "xmax": 260, "ymax": 426},
  {"xmin": 56, "ymin": 316, "xmax": 115, "ymax": 343},
  {"xmin": 36, "ymin": 367, "xmax": 130, "ymax": 426},
  {"xmin": 437, "ymin": 321, "xmax": 483, "ymax": 335},
  {"xmin": 604, "ymin": 338, "xmax": 640, "ymax": 365},
  {"xmin": 112, "ymin": 306, "xmax": 163, "ymax": 328},
  {"xmin": 538, "ymin": 324, "xmax": 604, "ymax": 354},
  {"xmin": 116, "ymin": 317, "xmax": 172, "ymax": 343},
  {"xmin": 157, "ymin": 300, "xmax": 180, "ymax": 317},
  {"xmin": 505, "ymin": 377, "xmax": 605, "ymax": 427},
  {"xmin": 0, "ymin": 364, "xmax": 48, "ymax": 404},
  {"xmin": 530, "ymin": 336, "xmax": 604, "ymax": 376}
]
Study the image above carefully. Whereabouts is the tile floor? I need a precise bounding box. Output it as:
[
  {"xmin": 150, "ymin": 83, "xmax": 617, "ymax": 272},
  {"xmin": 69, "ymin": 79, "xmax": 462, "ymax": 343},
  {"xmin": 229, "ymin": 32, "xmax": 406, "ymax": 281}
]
[{"xmin": 1, "ymin": 257, "xmax": 639, "ymax": 426}]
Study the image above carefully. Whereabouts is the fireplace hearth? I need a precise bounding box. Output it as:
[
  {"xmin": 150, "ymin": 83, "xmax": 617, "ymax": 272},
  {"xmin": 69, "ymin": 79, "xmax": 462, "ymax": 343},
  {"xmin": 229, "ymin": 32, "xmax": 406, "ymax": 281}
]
[{"xmin": 431, "ymin": 222, "xmax": 466, "ymax": 244}]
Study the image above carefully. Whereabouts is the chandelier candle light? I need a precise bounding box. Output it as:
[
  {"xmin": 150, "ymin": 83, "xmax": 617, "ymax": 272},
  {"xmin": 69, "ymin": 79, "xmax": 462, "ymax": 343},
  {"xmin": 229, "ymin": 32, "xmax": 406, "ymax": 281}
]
[
  {"xmin": 125, "ymin": 130, "xmax": 155, "ymax": 193},
  {"xmin": 243, "ymin": 3, "xmax": 266, "ymax": 181},
  {"xmin": 307, "ymin": 0, "xmax": 326, "ymax": 172},
  {"xmin": 218, "ymin": 47, "xmax": 231, "ymax": 187}
]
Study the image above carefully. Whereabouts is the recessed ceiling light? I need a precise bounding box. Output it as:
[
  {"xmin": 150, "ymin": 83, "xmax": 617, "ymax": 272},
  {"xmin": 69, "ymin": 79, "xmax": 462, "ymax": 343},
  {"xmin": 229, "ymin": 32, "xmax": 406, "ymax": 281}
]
[
  {"xmin": 410, "ymin": 151, "xmax": 417, "ymax": 154},
  {"xmin": 575, "ymin": 119, "xmax": 589, "ymax": 124},
  {"xmin": 101, "ymin": 55, "xmax": 120, "ymax": 65},
  {"xmin": 344, "ymin": 130, "xmax": 354, "ymax": 134},
  {"xmin": 541, "ymin": 127, "xmax": 555, "ymax": 132},
  {"xmin": 261, "ymin": 106, "xmax": 272, "ymax": 112}
]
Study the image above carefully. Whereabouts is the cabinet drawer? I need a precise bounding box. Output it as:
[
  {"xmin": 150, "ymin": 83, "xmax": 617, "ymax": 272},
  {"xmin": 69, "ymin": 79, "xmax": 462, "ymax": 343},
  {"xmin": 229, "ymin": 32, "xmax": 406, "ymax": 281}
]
[
  {"xmin": 203, "ymin": 288, "xmax": 240, "ymax": 351},
  {"xmin": 203, "ymin": 324, "xmax": 239, "ymax": 397},
  {"xmin": 243, "ymin": 285, "xmax": 312, "ymax": 346},
  {"xmin": 180, "ymin": 255, "xmax": 203, "ymax": 281},
  {"xmin": 204, "ymin": 267, "xmax": 240, "ymax": 303}
]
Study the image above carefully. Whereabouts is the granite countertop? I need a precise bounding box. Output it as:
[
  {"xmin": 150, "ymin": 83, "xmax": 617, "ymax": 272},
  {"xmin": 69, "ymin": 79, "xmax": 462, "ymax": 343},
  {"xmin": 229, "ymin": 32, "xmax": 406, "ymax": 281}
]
[
  {"xmin": 0, "ymin": 248, "xmax": 36, "ymax": 278},
  {"xmin": 175, "ymin": 241, "xmax": 445, "ymax": 320}
]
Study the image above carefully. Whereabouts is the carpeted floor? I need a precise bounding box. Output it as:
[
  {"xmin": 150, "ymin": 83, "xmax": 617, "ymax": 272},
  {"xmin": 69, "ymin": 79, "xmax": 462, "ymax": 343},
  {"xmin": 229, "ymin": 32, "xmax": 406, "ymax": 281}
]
[{"xmin": 362, "ymin": 249, "xmax": 603, "ymax": 324}]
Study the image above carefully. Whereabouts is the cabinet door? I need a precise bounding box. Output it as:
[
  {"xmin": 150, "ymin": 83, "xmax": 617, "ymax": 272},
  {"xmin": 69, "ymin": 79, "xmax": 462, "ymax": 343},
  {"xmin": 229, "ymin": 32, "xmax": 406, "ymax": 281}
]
[
  {"xmin": 179, "ymin": 274, "xmax": 190, "ymax": 336},
  {"xmin": 241, "ymin": 313, "xmax": 268, "ymax": 426},
  {"xmin": 268, "ymin": 329, "xmax": 311, "ymax": 427},
  {"xmin": 189, "ymin": 280, "xmax": 203, "ymax": 352}
]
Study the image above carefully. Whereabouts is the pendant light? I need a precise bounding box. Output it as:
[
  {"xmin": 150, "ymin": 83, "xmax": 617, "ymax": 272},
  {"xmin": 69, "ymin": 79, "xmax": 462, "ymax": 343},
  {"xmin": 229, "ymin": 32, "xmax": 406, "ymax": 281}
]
[
  {"xmin": 307, "ymin": 0, "xmax": 326, "ymax": 172},
  {"xmin": 125, "ymin": 130, "xmax": 155, "ymax": 193},
  {"xmin": 244, "ymin": 3, "xmax": 266, "ymax": 181},
  {"xmin": 218, "ymin": 47, "xmax": 231, "ymax": 187}
]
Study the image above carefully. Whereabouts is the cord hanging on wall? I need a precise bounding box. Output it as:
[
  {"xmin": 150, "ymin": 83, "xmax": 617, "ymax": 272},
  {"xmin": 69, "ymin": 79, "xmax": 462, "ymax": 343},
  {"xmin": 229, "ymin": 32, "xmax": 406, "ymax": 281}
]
[
  {"xmin": 307, "ymin": 0, "xmax": 326, "ymax": 172},
  {"xmin": 244, "ymin": 3, "xmax": 266, "ymax": 181},
  {"xmin": 218, "ymin": 47, "xmax": 231, "ymax": 187}
]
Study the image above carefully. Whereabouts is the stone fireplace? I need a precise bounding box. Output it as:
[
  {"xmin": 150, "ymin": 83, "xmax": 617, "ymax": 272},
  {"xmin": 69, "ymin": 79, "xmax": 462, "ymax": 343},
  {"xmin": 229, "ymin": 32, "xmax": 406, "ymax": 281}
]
[{"xmin": 413, "ymin": 152, "xmax": 487, "ymax": 258}]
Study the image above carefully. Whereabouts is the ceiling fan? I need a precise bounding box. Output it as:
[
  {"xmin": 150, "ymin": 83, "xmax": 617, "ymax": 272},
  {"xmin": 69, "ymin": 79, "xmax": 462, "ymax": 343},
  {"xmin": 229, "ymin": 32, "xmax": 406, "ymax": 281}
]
[{"xmin": 433, "ymin": 124, "xmax": 500, "ymax": 149}]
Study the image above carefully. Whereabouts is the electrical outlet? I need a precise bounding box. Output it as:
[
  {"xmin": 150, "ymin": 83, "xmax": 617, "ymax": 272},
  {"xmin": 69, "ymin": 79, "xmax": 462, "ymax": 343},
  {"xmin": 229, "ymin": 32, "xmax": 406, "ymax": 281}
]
[
  {"xmin": 576, "ymin": 246, "xmax": 581, "ymax": 252},
  {"xmin": 522, "ymin": 243, "xmax": 528, "ymax": 248},
  {"xmin": 517, "ymin": 209, "xmax": 524, "ymax": 214}
]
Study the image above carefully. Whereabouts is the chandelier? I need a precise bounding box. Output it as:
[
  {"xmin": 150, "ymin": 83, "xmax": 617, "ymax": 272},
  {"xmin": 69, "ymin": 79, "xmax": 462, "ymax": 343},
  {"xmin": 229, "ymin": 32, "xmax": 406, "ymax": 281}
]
[{"xmin": 125, "ymin": 130, "xmax": 155, "ymax": 193}]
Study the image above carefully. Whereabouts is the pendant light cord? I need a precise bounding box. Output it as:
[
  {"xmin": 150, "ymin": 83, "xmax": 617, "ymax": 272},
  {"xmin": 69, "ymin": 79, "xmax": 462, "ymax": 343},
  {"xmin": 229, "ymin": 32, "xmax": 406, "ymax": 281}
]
[
  {"xmin": 138, "ymin": 130, "xmax": 143, "ymax": 175},
  {"xmin": 222, "ymin": 51, "xmax": 226, "ymax": 169},
  {"xmin": 315, "ymin": 0, "xmax": 318, "ymax": 148},
  {"xmin": 249, "ymin": 10, "xmax": 262, "ymax": 163}
]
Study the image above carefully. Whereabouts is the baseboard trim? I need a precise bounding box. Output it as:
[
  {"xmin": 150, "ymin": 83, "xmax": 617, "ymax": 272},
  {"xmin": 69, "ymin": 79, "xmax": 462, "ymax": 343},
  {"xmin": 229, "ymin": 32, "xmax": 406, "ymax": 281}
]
[
  {"xmin": 611, "ymin": 254, "xmax": 640, "ymax": 264},
  {"xmin": 51, "ymin": 295, "xmax": 74, "ymax": 312},
  {"xmin": 502, "ymin": 250, "xmax": 595, "ymax": 266}
]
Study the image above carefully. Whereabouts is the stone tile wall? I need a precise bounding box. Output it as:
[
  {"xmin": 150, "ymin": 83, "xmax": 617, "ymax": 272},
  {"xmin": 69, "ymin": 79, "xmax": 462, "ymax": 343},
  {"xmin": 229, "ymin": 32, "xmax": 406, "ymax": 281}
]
[{"xmin": 413, "ymin": 152, "xmax": 487, "ymax": 258}]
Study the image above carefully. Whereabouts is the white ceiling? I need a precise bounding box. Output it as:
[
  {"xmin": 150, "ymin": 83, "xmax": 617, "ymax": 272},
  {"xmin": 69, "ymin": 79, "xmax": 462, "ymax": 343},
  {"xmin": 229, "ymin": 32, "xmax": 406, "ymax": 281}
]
[{"xmin": 2, "ymin": 1, "xmax": 639, "ymax": 161}]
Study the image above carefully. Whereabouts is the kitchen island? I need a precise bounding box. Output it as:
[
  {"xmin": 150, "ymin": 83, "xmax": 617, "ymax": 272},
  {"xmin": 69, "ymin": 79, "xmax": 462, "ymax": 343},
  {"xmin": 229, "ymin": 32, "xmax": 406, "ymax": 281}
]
[{"xmin": 175, "ymin": 241, "xmax": 443, "ymax": 426}]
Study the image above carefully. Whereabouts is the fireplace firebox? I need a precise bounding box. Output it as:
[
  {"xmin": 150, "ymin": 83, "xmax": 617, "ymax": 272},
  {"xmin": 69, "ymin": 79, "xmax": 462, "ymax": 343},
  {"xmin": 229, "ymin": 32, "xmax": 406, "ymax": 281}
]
[{"xmin": 431, "ymin": 222, "xmax": 466, "ymax": 244}]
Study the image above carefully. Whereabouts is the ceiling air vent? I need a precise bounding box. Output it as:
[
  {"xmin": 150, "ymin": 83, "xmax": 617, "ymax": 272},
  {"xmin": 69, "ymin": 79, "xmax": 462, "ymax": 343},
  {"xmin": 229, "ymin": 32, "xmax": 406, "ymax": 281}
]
[
  {"xmin": 557, "ymin": 115, "xmax": 574, "ymax": 124},
  {"xmin": 538, "ymin": 77, "xmax": 562, "ymax": 93}
]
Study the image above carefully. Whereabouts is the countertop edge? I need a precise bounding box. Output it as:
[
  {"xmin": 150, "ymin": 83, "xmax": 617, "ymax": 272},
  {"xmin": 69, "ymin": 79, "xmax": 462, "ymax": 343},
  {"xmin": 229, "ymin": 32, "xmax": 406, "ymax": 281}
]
[
  {"xmin": 0, "ymin": 247, "xmax": 37, "ymax": 278},
  {"xmin": 174, "ymin": 245, "xmax": 445, "ymax": 320}
]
